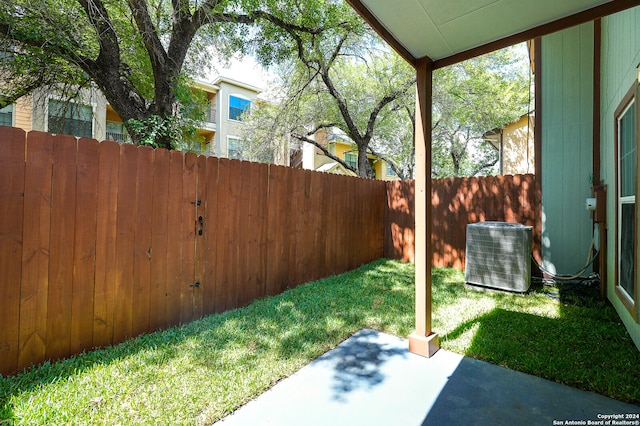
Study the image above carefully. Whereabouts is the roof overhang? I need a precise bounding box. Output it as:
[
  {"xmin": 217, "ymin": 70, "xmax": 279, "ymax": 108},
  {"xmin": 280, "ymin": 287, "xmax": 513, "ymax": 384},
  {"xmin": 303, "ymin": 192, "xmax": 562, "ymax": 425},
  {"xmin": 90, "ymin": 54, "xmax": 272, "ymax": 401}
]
[{"xmin": 347, "ymin": 0, "xmax": 640, "ymax": 69}]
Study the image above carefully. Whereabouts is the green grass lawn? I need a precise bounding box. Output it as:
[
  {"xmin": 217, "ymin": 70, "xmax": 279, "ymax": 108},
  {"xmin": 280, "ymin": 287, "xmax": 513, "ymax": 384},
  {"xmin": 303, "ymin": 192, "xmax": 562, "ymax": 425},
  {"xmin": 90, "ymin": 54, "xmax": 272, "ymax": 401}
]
[{"xmin": 2, "ymin": 259, "xmax": 639, "ymax": 425}]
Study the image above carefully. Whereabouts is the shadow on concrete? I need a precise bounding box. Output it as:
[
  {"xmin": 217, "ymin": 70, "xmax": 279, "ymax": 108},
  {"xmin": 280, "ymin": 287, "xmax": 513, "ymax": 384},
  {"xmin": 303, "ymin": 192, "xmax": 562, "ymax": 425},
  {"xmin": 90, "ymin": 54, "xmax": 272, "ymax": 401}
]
[
  {"xmin": 422, "ymin": 306, "xmax": 640, "ymax": 425},
  {"xmin": 421, "ymin": 354, "xmax": 640, "ymax": 425},
  {"xmin": 315, "ymin": 329, "xmax": 407, "ymax": 402}
]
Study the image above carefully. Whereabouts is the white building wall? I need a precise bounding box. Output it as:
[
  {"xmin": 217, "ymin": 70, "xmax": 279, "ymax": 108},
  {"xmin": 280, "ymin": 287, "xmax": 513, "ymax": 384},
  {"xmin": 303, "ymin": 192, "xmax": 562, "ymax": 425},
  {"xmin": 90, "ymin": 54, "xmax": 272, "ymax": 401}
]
[{"xmin": 213, "ymin": 78, "xmax": 261, "ymax": 158}]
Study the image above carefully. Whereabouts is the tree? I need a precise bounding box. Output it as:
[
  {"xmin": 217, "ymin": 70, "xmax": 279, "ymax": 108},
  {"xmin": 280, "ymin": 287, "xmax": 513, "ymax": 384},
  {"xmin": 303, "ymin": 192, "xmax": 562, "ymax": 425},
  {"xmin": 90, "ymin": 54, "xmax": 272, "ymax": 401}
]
[
  {"xmin": 240, "ymin": 17, "xmax": 417, "ymax": 178},
  {"xmin": 431, "ymin": 45, "xmax": 532, "ymax": 178},
  {"xmin": 0, "ymin": 0, "xmax": 355, "ymax": 149},
  {"xmin": 241, "ymin": 21, "xmax": 529, "ymax": 180}
]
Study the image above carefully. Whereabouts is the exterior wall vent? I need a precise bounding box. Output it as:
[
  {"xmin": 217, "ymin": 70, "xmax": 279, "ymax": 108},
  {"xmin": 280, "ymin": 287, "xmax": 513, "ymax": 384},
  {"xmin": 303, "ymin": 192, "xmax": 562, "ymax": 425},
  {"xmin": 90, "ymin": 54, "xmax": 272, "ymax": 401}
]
[{"xmin": 465, "ymin": 222, "xmax": 532, "ymax": 292}]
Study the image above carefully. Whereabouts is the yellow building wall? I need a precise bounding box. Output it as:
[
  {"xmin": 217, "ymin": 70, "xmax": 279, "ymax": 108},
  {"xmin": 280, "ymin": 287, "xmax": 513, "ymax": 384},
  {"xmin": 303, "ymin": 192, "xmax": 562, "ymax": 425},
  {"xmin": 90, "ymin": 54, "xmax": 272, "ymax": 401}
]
[
  {"xmin": 501, "ymin": 114, "xmax": 535, "ymax": 175},
  {"xmin": 332, "ymin": 141, "xmax": 355, "ymax": 158},
  {"xmin": 314, "ymin": 140, "xmax": 356, "ymax": 169},
  {"xmin": 314, "ymin": 139, "xmax": 399, "ymax": 180},
  {"xmin": 373, "ymin": 160, "xmax": 384, "ymax": 180}
]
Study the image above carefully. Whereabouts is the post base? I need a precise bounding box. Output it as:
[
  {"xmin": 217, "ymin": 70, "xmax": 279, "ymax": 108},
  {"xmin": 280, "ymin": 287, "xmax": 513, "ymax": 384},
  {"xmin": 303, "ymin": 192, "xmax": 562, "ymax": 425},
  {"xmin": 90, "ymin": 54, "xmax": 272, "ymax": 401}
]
[{"xmin": 408, "ymin": 331, "xmax": 439, "ymax": 358}]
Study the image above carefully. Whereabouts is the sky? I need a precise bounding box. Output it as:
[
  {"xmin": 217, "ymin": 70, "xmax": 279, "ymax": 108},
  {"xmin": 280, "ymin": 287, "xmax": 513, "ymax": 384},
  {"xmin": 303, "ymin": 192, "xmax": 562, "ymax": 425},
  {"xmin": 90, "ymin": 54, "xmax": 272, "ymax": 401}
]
[{"xmin": 205, "ymin": 54, "xmax": 273, "ymax": 91}]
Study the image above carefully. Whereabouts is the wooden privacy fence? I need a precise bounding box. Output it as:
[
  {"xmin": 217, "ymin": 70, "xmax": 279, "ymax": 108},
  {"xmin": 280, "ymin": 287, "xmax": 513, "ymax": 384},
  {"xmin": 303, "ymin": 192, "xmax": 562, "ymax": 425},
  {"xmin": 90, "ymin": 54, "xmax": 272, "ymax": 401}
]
[
  {"xmin": 0, "ymin": 128, "xmax": 385, "ymax": 376},
  {"xmin": 385, "ymin": 174, "xmax": 541, "ymax": 268}
]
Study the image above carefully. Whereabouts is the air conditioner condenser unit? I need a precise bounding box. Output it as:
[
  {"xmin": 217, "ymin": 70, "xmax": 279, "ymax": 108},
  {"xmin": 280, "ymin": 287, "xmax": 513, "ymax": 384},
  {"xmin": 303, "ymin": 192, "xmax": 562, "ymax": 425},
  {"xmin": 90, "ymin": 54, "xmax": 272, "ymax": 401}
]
[{"xmin": 465, "ymin": 222, "xmax": 532, "ymax": 292}]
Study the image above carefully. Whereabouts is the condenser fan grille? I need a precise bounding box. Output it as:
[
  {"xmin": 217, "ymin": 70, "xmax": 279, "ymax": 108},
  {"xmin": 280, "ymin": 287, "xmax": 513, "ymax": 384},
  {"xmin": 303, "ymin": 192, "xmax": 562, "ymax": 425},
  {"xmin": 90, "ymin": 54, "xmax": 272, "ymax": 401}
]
[{"xmin": 465, "ymin": 222, "xmax": 532, "ymax": 292}]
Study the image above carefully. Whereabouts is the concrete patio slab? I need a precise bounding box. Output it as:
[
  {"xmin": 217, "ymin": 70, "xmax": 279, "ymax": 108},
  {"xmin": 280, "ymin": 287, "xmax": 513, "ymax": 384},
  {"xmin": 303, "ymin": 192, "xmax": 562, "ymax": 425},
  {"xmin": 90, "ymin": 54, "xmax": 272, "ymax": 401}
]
[{"xmin": 216, "ymin": 329, "xmax": 640, "ymax": 426}]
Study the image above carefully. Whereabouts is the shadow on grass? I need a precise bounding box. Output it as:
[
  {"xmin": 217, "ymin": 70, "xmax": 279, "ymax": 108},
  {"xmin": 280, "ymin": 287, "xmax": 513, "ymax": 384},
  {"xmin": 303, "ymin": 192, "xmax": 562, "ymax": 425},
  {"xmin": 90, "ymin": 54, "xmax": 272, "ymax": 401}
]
[
  {"xmin": 441, "ymin": 304, "xmax": 640, "ymax": 404},
  {"xmin": 4, "ymin": 260, "xmax": 640, "ymax": 423},
  {"xmin": 0, "ymin": 259, "xmax": 416, "ymax": 423}
]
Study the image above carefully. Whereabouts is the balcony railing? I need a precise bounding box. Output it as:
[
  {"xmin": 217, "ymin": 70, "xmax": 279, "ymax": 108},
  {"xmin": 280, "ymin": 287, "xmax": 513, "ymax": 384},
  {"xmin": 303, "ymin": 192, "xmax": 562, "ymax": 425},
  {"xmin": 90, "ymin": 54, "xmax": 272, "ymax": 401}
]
[
  {"xmin": 105, "ymin": 131, "xmax": 131, "ymax": 144},
  {"xmin": 205, "ymin": 105, "xmax": 216, "ymax": 124}
]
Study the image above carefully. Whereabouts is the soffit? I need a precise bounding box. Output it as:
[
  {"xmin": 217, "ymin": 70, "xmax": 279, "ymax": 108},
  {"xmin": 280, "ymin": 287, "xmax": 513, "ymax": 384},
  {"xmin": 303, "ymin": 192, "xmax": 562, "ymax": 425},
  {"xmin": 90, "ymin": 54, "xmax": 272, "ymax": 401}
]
[{"xmin": 352, "ymin": 0, "xmax": 615, "ymax": 62}]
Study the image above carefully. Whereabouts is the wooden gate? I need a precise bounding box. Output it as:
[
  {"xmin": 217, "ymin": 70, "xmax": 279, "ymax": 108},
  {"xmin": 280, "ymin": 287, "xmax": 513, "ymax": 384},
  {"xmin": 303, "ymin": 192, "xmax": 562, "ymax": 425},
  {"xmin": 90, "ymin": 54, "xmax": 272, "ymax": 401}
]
[{"xmin": 0, "ymin": 127, "xmax": 386, "ymax": 376}]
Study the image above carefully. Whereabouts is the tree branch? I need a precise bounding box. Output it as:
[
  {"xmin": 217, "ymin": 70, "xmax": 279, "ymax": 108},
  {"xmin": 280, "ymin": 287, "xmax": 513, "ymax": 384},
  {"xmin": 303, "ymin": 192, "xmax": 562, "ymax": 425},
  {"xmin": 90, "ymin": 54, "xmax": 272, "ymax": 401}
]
[
  {"xmin": 367, "ymin": 145, "xmax": 406, "ymax": 180},
  {"xmin": 363, "ymin": 77, "xmax": 415, "ymax": 142},
  {"xmin": 470, "ymin": 157, "xmax": 499, "ymax": 177},
  {"xmin": 290, "ymin": 131, "xmax": 357, "ymax": 174},
  {"xmin": 76, "ymin": 0, "xmax": 120, "ymax": 68},
  {"xmin": 126, "ymin": 0, "xmax": 168, "ymax": 74}
]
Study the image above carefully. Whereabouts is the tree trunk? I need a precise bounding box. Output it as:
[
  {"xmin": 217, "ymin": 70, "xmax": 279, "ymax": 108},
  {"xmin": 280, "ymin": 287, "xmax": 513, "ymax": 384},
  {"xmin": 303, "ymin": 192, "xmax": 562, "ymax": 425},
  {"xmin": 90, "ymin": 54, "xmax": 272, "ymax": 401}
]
[{"xmin": 357, "ymin": 145, "xmax": 373, "ymax": 178}]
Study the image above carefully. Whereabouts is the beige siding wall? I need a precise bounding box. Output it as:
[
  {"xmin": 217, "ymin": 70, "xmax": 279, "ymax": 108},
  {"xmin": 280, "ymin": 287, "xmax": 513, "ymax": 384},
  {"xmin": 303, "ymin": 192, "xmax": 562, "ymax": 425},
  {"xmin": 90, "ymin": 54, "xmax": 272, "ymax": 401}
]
[
  {"xmin": 14, "ymin": 97, "xmax": 32, "ymax": 131},
  {"xmin": 214, "ymin": 81, "xmax": 260, "ymax": 158}
]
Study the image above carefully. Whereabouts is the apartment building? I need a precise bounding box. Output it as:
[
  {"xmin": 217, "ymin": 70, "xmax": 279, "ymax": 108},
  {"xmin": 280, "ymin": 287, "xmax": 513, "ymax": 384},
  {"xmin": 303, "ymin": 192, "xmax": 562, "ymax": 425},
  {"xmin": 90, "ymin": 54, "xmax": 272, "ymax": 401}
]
[
  {"xmin": 299, "ymin": 127, "xmax": 399, "ymax": 181},
  {"xmin": 0, "ymin": 76, "xmax": 284, "ymax": 163}
]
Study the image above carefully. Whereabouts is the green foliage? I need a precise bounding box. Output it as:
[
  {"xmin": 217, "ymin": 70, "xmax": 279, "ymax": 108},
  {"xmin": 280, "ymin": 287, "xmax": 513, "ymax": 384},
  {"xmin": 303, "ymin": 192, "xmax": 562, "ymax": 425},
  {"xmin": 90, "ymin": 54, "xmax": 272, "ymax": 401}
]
[
  {"xmin": 243, "ymin": 18, "xmax": 417, "ymax": 178},
  {"xmin": 125, "ymin": 76, "xmax": 208, "ymax": 151},
  {"xmin": 1, "ymin": 0, "xmax": 364, "ymax": 150},
  {"xmin": 2, "ymin": 261, "xmax": 639, "ymax": 425},
  {"xmin": 432, "ymin": 45, "xmax": 532, "ymax": 177}
]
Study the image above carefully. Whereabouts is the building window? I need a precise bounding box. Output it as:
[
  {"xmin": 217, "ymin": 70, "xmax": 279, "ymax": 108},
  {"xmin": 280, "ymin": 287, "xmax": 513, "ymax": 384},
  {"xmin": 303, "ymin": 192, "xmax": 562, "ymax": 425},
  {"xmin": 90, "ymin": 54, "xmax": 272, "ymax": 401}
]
[
  {"xmin": 48, "ymin": 99, "xmax": 93, "ymax": 138},
  {"xmin": 386, "ymin": 163, "xmax": 397, "ymax": 177},
  {"xmin": 228, "ymin": 136, "xmax": 242, "ymax": 159},
  {"xmin": 229, "ymin": 95, "xmax": 250, "ymax": 121},
  {"xmin": 615, "ymin": 85, "xmax": 637, "ymax": 318},
  {"xmin": 0, "ymin": 104, "xmax": 13, "ymax": 126},
  {"xmin": 345, "ymin": 152, "xmax": 357, "ymax": 169}
]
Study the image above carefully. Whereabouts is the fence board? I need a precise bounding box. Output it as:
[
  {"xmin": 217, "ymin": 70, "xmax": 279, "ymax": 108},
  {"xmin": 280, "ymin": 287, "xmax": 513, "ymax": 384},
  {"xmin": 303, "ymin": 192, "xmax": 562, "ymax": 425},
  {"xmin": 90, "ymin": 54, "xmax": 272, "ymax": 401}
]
[
  {"xmin": 236, "ymin": 161, "xmax": 252, "ymax": 308},
  {"xmin": 243, "ymin": 162, "xmax": 266, "ymax": 305},
  {"xmin": 165, "ymin": 150, "xmax": 184, "ymax": 327},
  {"xmin": 315, "ymin": 173, "xmax": 329, "ymax": 277},
  {"xmin": 256, "ymin": 163, "xmax": 269, "ymax": 298},
  {"xmin": 342, "ymin": 176, "xmax": 354, "ymax": 272},
  {"xmin": 2, "ymin": 124, "xmax": 548, "ymax": 377},
  {"xmin": 294, "ymin": 171, "xmax": 308, "ymax": 285},
  {"xmin": 385, "ymin": 175, "xmax": 541, "ymax": 270},
  {"xmin": 203, "ymin": 156, "xmax": 219, "ymax": 315},
  {"xmin": 288, "ymin": 168, "xmax": 301, "ymax": 287},
  {"xmin": 2, "ymin": 128, "xmax": 405, "ymax": 376},
  {"xmin": 308, "ymin": 173, "xmax": 322, "ymax": 281},
  {"xmin": 149, "ymin": 148, "xmax": 170, "ymax": 331},
  {"xmin": 180, "ymin": 152, "xmax": 197, "ymax": 323},
  {"xmin": 215, "ymin": 158, "xmax": 231, "ymax": 312},
  {"xmin": 323, "ymin": 173, "xmax": 338, "ymax": 277},
  {"xmin": 70, "ymin": 138, "xmax": 99, "ymax": 354},
  {"xmin": 265, "ymin": 165, "xmax": 286, "ymax": 296},
  {"xmin": 45, "ymin": 135, "xmax": 77, "ymax": 361},
  {"xmin": 228, "ymin": 160, "xmax": 242, "ymax": 308},
  {"xmin": 354, "ymin": 178, "xmax": 366, "ymax": 267},
  {"xmin": 18, "ymin": 132, "xmax": 53, "ymax": 371},
  {"xmin": 93, "ymin": 141, "xmax": 120, "ymax": 348},
  {"xmin": 0, "ymin": 128, "xmax": 26, "ymax": 374},
  {"xmin": 279, "ymin": 166, "xmax": 293, "ymax": 292},
  {"xmin": 113, "ymin": 143, "xmax": 138, "ymax": 343},
  {"xmin": 132, "ymin": 146, "xmax": 154, "ymax": 337},
  {"xmin": 451, "ymin": 178, "xmax": 465, "ymax": 270},
  {"xmin": 193, "ymin": 155, "xmax": 207, "ymax": 319}
]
